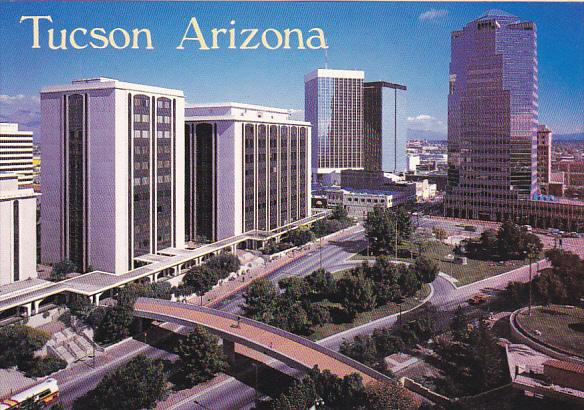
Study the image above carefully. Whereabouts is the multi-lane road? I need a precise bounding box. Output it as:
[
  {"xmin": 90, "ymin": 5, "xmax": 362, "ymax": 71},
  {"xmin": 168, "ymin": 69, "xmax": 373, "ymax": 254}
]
[{"xmin": 54, "ymin": 218, "xmax": 561, "ymax": 409}]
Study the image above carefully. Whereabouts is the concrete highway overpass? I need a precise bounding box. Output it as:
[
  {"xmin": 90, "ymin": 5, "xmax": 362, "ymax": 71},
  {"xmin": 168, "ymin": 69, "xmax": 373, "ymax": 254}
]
[{"xmin": 134, "ymin": 297, "xmax": 392, "ymax": 385}]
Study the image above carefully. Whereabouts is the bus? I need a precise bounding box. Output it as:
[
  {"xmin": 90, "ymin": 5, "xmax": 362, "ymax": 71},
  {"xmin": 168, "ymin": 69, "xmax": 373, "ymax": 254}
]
[{"xmin": 0, "ymin": 379, "xmax": 59, "ymax": 409}]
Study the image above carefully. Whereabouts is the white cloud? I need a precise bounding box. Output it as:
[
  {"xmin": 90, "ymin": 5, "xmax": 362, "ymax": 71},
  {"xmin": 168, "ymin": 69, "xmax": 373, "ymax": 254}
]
[
  {"xmin": 419, "ymin": 9, "xmax": 448, "ymax": 21},
  {"xmin": 407, "ymin": 114, "xmax": 446, "ymax": 132},
  {"xmin": 0, "ymin": 94, "xmax": 41, "ymax": 138}
]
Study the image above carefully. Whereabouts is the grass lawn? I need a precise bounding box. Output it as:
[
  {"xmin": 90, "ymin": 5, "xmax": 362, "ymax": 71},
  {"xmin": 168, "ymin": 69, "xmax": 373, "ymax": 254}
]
[
  {"xmin": 515, "ymin": 305, "xmax": 584, "ymax": 358},
  {"xmin": 350, "ymin": 241, "xmax": 533, "ymax": 286},
  {"xmin": 309, "ymin": 283, "xmax": 431, "ymax": 341}
]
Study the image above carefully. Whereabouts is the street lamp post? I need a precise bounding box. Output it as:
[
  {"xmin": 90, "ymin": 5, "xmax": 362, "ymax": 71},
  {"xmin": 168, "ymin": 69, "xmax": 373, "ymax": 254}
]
[
  {"xmin": 395, "ymin": 218, "xmax": 399, "ymax": 260},
  {"xmin": 526, "ymin": 243, "xmax": 538, "ymax": 317}
]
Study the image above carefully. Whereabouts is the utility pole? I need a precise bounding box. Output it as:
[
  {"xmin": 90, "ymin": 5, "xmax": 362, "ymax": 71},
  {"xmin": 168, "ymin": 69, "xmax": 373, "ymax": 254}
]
[
  {"xmin": 527, "ymin": 243, "xmax": 538, "ymax": 317},
  {"xmin": 395, "ymin": 218, "xmax": 398, "ymax": 260}
]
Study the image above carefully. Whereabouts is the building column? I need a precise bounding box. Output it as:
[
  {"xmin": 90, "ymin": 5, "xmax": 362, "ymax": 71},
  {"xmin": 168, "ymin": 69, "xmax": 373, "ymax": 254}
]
[
  {"xmin": 33, "ymin": 299, "xmax": 42, "ymax": 315},
  {"xmin": 222, "ymin": 339, "xmax": 236, "ymax": 366},
  {"xmin": 93, "ymin": 292, "xmax": 103, "ymax": 306}
]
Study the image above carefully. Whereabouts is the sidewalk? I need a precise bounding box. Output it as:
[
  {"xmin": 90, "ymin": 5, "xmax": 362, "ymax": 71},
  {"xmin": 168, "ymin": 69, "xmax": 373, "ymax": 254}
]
[{"xmin": 190, "ymin": 224, "xmax": 364, "ymax": 308}]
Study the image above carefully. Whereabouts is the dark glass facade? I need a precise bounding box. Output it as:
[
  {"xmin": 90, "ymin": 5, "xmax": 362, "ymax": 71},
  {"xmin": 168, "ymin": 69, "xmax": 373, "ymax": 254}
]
[
  {"xmin": 66, "ymin": 93, "xmax": 86, "ymax": 271},
  {"xmin": 185, "ymin": 123, "xmax": 214, "ymax": 242},
  {"xmin": 244, "ymin": 124, "xmax": 255, "ymax": 232},
  {"xmin": 156, "ymin": 97, "xmax": 172, "ymax": 249},
  {"xmin": 132, "ymin": 95, "xmax": 151, "ymax": 258},
  {"xmin": 13, "ymin": 201, "xmax": 19, "ymax": 282},
  {"xmin": 363, "ymin": 82, "xmax": 407, "ymax": 172},
  {"xmin": 269, "ymin": 125, "xmax": 279, "ymax": 230},
  {"xmin": 257, "ymin": 125, "xmax": 268, "ymax": 231}
]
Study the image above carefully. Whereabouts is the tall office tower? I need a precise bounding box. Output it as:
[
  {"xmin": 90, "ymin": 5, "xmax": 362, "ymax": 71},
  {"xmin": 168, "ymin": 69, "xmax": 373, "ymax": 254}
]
[
  {"xmin": 0, "ymin": 174, "xmax": 38, "ymax": 286},
  {"xmin": 445, "ymin": 10, "xmax": 539, "ymax": 220},
  {"xmin": 185, "ymin": 103, "xmax": 311, "ymax": 242},
  {"xmin": 304, "ymin": 69, "xmax": 364, "ymax": 181},
  {"xmin": 537, "ymin": 125, "xmax": 552, "ymax": 188},
  {"xmin": 0, "ymin": 123, "xmax": 34, "ymax": 186},
  {"xmin": 41, "ymin": 78, "xmax": 185, "ymax": 274},
  {"xmin": 363, "ymin": 82, "xmax": 408, "ymax": 172}
]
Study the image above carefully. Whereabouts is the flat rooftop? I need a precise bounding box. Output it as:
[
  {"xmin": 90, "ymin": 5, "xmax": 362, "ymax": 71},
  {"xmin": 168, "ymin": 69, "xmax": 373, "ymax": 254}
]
[{"xmin": 41, "ymin": 78, "xmax": 184, "ymax": 97}]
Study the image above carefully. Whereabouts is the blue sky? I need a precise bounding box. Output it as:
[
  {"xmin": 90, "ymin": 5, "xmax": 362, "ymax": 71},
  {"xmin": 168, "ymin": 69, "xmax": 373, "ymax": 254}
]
[{"xmin": 0, "ymin": 2, "xmax": 582, "ymax": 138}]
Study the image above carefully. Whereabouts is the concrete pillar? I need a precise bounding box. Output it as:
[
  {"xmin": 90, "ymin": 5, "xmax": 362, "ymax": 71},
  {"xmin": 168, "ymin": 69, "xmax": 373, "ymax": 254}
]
[
  {"xmin": 222, "ymin": 339, "xmax": 236, "ymax": 366},
  {"xmin": 33, "ymin": 300, "xmax": 42, "ymax": 315},
  {"xmin": 93, "ymin": 292, "xmax": 103, "ymax": 306},
  {"xmin": 174, "ymin": 266, "xmax": 180, "ymax": 276}
]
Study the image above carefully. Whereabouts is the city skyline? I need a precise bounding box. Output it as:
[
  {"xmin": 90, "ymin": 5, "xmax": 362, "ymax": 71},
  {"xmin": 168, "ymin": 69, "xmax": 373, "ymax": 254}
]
[{"xmin": 1, "ymin": 2, "xmax": 583, "ymax": 141}]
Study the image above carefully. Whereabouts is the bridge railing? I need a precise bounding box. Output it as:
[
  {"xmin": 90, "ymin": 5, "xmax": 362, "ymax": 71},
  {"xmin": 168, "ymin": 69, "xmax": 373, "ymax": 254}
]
[{"xmin": 135, "ymin": 297, "xmax": 392, "ymax": 384}]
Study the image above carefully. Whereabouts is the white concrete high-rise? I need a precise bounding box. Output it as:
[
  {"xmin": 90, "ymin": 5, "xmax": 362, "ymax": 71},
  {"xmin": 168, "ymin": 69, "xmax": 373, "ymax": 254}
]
[
  {"xmin": 185, "ymin": 103, "xmax": 311, "ymax": 242},
  {"xmin": 41, "ymin": 78, "xmax": 185, "ymax": 274},
  {"xmin": 0, "ymin": 174, "xmax": 38, "ymax": 286},
  {"xmin": 0, "ymin": 123, "xmax": 34, "ymax": 186}
]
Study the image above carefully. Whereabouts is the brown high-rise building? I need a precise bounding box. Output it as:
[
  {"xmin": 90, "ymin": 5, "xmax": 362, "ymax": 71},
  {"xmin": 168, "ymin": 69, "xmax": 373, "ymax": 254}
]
[{"xmin": 537, "ymin": 124, "xmax": 552, "ymax": 189}]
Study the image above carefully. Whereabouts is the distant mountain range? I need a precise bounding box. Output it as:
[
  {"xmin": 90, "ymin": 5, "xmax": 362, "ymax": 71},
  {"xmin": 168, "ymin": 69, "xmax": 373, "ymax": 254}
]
[
  {"xmin": 407, "ymin": 129, "xmax": 446, "ymax": 141},
  {"xmin": 407, "ymin": 129, "xmax": 584, "ymax": 142},
  {"xmin": 555, "ymin": 133, "xmax": 584, "ymax": 142}
]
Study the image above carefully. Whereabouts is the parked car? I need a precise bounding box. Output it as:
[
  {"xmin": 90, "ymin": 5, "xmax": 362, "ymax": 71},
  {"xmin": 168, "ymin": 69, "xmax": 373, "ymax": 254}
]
[{"xmin": 468, "ymin": 293, "xmax": 491, "ymax": 305}]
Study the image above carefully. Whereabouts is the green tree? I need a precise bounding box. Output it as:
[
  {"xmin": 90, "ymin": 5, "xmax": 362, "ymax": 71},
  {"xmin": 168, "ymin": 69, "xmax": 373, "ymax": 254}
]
[
  {"xmin": 175, "ymin": 325, "xmax": 229, "ymax": 386},
  {"xmin": 50, "ymin": 259, "xmax": 77, "ymax": 281},
  {"xmin": 339, "ymin": 335, "xmax": 378, "ymax": 367},
  {"xmin": 305, "ymin": 269, "xmax": 337, "ymax": 301},
  {"xmin": 278, "ymin": 276, "xmax": 311, "ymax": 301},
  {"xmin": 0, "ymin": 325, "xmax": 50, "ymax": 369},
  {"xmin": 413, "ymin": 255, "xmax": 439, "ymax": 284},
  {"xmin": 73, "ymin": 355, "xmax": 167, "ymax": 410},
  {"xmin": 183, "ymin": 265, "xmax": 218, "ymax": 296},
  {"xmin": 337, "ymin": 271, "xmax": 377, "ymax": 318},
  {"xmin": 242, "ymin": 279, "xmax": 278, "ymax": 322},
  {"xmin": 398, "ymin": 266, "xmax": 422, "ymax": 297},
  {"xmin": 94, "ymin": 305, "xmax": 134, "ymax": 344},
  {"xmin": 22, "ymin": 356, "xmax": 67, "ymax": 378},
  {"xmin": 497, "ymin": 221, "xmax": 525, "ymax": 258},
  {"xmin": 67, "ymin": 295, "xmax": 95, "ymax": 322},
  {"xmin": 450, "ymin": 305, "xmax": 469, "ymax": 342},
  {"xmin": 287, "ymin": 227, "xmax": 315, "ymax": 247},
  {"xmin": 366, "ymin": 257, "xmax": 401, "ymax": 304},
  {"xmin": 268, "ymin": 377, "xmax": 318, "ymax": 410},
  {"xmin": 362, "ymin": 381, "xmax": 420, "ymax": 410},
  {"xmin": 331, "ymin": 203, "xmax": 349, "ymax": 221},
  {"xmin": 206, "ymin": 253, "xmax": 241, "ymax": 279},
  {"xmin": 364, "ymin": 207, "xmax": 412, "ymax": 255},
  {"xmin": 308, "ymin": 367, "xmax": 367, "ymax": 410}
]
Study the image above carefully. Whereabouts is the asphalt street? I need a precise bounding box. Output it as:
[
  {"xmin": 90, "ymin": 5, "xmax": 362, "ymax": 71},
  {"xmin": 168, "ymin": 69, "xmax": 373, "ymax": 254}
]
[{"xmin": 56, "ymin": 219, "xmax": 554, "ymax": 409}]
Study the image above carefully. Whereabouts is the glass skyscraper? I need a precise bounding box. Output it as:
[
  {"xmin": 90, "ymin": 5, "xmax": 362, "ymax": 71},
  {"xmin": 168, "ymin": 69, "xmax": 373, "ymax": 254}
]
[
  {"xmin": 304, "ymin": 69, "xmax": 364, "ymax": 181},
  {"xmin": 445, "ymin": 10, "xmax": 539, "ymax": 221},
  {"xmin": 363, "ymin": 82, "xmax": 408, "ymax": 173}
]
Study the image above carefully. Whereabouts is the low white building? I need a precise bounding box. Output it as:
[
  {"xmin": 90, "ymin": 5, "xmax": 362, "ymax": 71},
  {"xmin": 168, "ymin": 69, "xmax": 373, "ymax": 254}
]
[
  {"xmin": 326, "ymin": 188, "xmax": 412, "ymax": 219},
  {"xmin": 415, "ymin": 179, "xmax": 437, "ymax": 201},
  {"xmin": 0, "ymin": 173, "xmax": 38, "ymax": 286},
  {"xmin": 407, "ymin": 155, "xmax": 420, "ymax": 172}
]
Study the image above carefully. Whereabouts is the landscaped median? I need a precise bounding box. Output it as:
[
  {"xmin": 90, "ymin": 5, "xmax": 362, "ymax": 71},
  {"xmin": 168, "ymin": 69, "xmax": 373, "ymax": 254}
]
[
  {"xmin": 310, "ymin": 282, "xmax": 431, "ymax": 340},
  {"xmin": 351, "ymin": 239, "xmax": 538, "ymax": 287}
]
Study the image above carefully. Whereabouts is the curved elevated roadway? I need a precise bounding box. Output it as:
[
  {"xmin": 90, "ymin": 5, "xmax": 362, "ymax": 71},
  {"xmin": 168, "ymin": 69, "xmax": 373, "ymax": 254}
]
[{"xmin": 134, "ymin": 297, "xmax": 391, "ymax": 386}]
